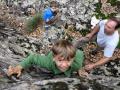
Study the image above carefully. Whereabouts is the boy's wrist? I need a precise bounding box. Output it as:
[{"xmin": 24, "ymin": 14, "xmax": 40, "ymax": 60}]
[{"xmin": 15, "ymin": 65, "xmax": 23, "ymax": 71}]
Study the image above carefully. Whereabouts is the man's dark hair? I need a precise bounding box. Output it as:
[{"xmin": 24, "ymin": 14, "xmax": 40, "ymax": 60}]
[{"xmin": 110, "ymin": 17, "xmax": 120, "ymax": 29}]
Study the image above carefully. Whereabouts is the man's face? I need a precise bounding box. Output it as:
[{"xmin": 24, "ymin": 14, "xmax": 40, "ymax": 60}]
[
  {"xmin": 53, "ymin": 54, "xmax": 73, "ymax": 72},
  {"xmin": 104, "ymin": 20, "xmax": 117, "ymax": 35}
]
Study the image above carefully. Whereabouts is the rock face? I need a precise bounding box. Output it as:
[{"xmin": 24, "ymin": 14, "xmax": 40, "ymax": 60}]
[
  {"xmin": 0, "ymin": 0, "xmax": 99, "ymax": 32},
  {"xmin": 0, "ymin": 0, "xmax": 120, "ymax": 90},
  {"xmin": 0, "ymin": 19, "xmax": 120, "ymax": 90},
  {"xmin": 57, "ymin": 0, "xmax": 99, "ymax": 30},
  {"xmin": 59, "ymin": 0, "xmax": 98, "ymax": 21}
]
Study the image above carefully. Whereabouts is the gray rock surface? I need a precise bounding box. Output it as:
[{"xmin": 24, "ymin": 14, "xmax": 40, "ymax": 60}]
[
  {"xmin": 0, "ymin": 0, "xmax": 99, "ymax": 31},
  {"xmin": 0, "ymin": 18, "xmax": 120, "ymax": 90},
  {"xmin": 0, "ymin": 0, "xmax": 120, "ymax": 90}
]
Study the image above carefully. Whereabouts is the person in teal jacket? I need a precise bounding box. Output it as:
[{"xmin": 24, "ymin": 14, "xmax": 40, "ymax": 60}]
[{"xmin": 7, "ymin": 39, "xmax": 85, "ymax": 77}]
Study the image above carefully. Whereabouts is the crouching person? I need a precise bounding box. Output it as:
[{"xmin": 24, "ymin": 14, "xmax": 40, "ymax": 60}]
[
  {"xmin": 43, "ymin": 1, "xmax": 60, "ymax": 26},
  {"xmin": 7, "ymin": 40, "xmax": 85, "ymax": 77}
]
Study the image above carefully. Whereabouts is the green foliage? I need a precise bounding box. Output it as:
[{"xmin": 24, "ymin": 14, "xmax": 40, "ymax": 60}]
[
  {"xmin": 26, "ymin": 13, "xmax": 43, "ymax": 33},
  {"xmin": 79, "ymin": 29, "xmax": 90, "ymax": 36},
  {"xmin": 94, "ymin": 0, "xmax": 119, "ymax": 19},
  {"xmin": 108, "ymin": 0, "xmax": 118, "ymax": 5},
  {"xmin": 117, "ymin": 39, "xmax": 120, "ymax": 48}
]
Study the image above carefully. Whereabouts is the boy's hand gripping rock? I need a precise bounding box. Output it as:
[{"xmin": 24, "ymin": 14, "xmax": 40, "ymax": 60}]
[{"xmin": 7, "ymin": 65, "xmax": 22, "ymax": 77}]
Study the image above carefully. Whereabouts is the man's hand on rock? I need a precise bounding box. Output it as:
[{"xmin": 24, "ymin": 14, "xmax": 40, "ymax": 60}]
[
  {"xmin": 84, "ymin": 63, "xmax": 95, "ymax": 71},
  {"xmin": 78, "ymin": 68, "xmax": 89, "ymax": 77}
]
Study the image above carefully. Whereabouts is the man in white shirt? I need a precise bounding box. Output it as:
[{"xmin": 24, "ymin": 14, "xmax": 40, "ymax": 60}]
[{"xmin": 76, "ymin": 17, "xmax": 120, "ymax": 71}]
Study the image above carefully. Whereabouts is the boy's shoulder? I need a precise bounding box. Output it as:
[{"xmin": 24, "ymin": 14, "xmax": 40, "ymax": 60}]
[
  {"xmin": 46, "ymin": 51, "xmax": 54, "ymax": 58},
  {"xmin": 74, "ymin": 49, "xmax": 84, "ymax": 60},
  {"xmin": 76, "ymin": 49, "xmax": 84, "ymax": 55},
  {"xmin": 71, "ymin": 50, "xmax": 84, "ymax": 71}
]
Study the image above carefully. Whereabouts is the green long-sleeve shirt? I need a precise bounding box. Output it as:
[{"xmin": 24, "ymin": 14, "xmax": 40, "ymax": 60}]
[{"xmin": 20, "ymin": 50, "xmax": 84, "ymax": 76}]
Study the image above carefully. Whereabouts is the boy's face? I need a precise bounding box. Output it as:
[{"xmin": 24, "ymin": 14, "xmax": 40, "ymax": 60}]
[{"xmin": 53, "ymin": 54, "xmax": 74, "ymax": 72}]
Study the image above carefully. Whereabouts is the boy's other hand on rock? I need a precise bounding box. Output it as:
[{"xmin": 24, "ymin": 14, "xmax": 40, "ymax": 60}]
[{"xmin": 7, "ymin": 65, "xmax": 22, "ymax": 77}]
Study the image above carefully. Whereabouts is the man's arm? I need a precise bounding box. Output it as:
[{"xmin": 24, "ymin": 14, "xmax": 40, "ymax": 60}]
[
  {"xmin": 73, "ymin": 24, "xmax": 100, "ymax": 48},
  {"xmin": 85, "ymin": 57, "xmax": 110, "ymax": 71},
  {"xmin": 85, "ymin": 42, "xmax": 117, "ymax": 71},
  {"xmin": 85, "ymin": 24, "xmax": 100, "ymax": 40},
  {"xmin": 78, "ymin": 57, "xmax": 110, "ymax": 77}
]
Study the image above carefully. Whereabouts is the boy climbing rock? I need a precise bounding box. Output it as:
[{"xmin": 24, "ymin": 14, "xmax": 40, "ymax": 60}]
[{"xmin": 7, "ymin": 40, "xmax": 86, "ymax": 77}]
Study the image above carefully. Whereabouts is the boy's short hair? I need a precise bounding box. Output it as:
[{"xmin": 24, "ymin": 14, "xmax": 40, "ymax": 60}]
[{"xmin": 51, "ymin": 40, "xmax": 76, "ymax": 61}]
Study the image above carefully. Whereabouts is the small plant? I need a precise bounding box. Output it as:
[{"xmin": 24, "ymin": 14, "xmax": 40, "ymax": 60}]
[{"xmin": 26, "ymin": 13, "xmax": 43, "ymax": 33}]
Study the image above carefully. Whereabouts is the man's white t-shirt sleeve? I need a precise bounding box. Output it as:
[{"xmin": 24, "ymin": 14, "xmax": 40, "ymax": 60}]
[
  {"xmin": 104, "ymin": 45, "xmax": 116, "ymax": 57},
  {"xmin": 98, "ymin": 20, "xmax": 102, "ymax": 26},
  {"xmin": 98, "ymin": 20, "xmax": 107, "ymax": 27}
]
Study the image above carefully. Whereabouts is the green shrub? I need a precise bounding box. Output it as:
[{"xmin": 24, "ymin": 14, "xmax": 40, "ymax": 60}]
[{"xmin": 26, "ymin": 13, "xmax": 43, "ymax": 33}]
